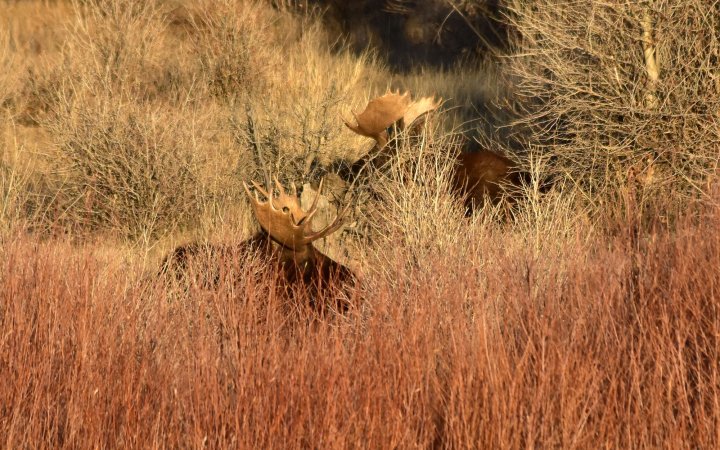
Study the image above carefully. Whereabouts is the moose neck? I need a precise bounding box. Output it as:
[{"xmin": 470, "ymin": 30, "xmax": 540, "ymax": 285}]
[
  {"xmin": 344, "ymin": 142, "xmax": 393, "ymax": 182},
  {"xmin": 279, "ymin": 243, "xmax": 315, "ymax": 267},
  {"xmin": 262, "ymin": 232, "xmax": 316, "ymax": 268}
]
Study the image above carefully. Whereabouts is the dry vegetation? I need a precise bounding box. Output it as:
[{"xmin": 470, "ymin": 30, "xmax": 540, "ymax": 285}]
[
  {"xmin": 1, "ymin": 0, "xmax": 719, "ymax": 448},
  {"xmin": 3, "ymin": 202, "xmax": 719, "ymax": 448},
  {"xmin": 504, "ymin": 0, "xmax": 720, "ymax": 223}
]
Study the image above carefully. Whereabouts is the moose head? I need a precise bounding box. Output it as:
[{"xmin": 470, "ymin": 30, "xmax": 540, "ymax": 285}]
[
  {"xmin": 162, "ymin": 176, "xmax": 355, "ymax": 312},
  {"xmin": 243, "ymin": 177, "xmax": 353, "ymax": 288}
]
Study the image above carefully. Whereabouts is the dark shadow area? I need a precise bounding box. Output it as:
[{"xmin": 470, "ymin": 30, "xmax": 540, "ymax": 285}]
[{"xmin": 295, "ymin": 0, "xmax": 510, "ymax": 71}]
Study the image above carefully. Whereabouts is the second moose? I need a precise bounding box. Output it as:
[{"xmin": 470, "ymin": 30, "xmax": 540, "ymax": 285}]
[{"xmin": 342, "ymin": 91, "xmax": 524, "ymax": 211}]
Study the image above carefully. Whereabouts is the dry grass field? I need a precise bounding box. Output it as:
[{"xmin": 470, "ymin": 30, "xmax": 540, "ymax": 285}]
[{"xmin": 1, "ymin": 0, "xmax": 719, "ymax": 448}]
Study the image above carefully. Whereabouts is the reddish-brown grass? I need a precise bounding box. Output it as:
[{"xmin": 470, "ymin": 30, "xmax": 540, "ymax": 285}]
[{"xmin": 2, "ymin": 202, "xmax": 718, "ymax": 449}]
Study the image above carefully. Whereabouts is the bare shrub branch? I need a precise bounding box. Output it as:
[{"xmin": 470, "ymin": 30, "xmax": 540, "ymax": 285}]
[{"xmin": 505, "ymin": 0, "xmax": 720, "ymax": 217}]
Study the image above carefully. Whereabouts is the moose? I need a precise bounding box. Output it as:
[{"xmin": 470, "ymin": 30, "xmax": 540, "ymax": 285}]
[
  {"xmin": 342, "ymin": 90, "xmax": 524, "ymax": 211},
  {"xmin": 161, "ymin": 176, "xmax": 355, "ymax": 312}
]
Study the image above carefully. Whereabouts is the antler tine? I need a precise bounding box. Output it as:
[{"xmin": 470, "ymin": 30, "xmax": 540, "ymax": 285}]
[
  {"xmin": 244, "ymin": 175, "xmax": 347, "ymax": 248},
  {"xmin": 301, "ymin": 177, "xmax": 325, "ymax": 226},
  {"xmin": 273, "ymin": 176, "xmax": 285, "ymax": 197},
  {"xmin": 245, "ymin": 176, "xmax": 308, "ymax": 248},
  {"xmin": 303, "ymin": 199, "xmax": 351, "ymax": 243},
  {"xmin": 242, "ymin": 181, "xmax": 257, "ymax": 204},
  {"xmin": 251, "ymin": 181, "xmax": 271, "ymax": 201},
  {"xmin": 308, "ymin": 177, "xmax": 324, "ymax": 214}
]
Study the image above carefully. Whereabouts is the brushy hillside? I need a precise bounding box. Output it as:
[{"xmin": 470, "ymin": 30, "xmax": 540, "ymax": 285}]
[
  {"xmin": 1, "ymin": 0, "xmax": 719, "ymax": 448},
  {"xmin": 0, "ymin": 0, "xmax": 516, "ymax": 242}
]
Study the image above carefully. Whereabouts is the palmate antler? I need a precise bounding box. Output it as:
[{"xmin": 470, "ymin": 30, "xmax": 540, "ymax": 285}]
[
  {"xmin": 402, "ymin": 95, "xmax": 443, "ymax": 130},
  {"xmin": 343, "ymin": 90, "xmax": 442, "ymax": 148},
  {"xmin": 162, "ymin": 174, "xmax": 355, "ymax": 309},
  {"xmin": 243, "ymin": 177, "xmax": 348, "ymax": 250},
  {"xmin": 341, "ymin": 89, "xmax": 526, "ymax": 212}
]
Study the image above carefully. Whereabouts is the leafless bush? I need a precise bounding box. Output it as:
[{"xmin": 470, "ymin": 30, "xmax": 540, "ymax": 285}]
[
  {"xmin": 44, "ymin": 93, "xmax": 209, "ymax": 237},
  {"xmin": 61, "ymin": 0, "xmax": 180, "ymax": 101},
  {"xmin": 186, "ymin": 0, "xmax": 279, "ymax": 99},
  {"xmin": 229, "ymin": 25, "xmax": 378, "ymax": 187},
  {"xmin": 0, "ymin": 0, "xmax": 386, "ymax": 238},
  {"xmin": 2, "ymin": 195, "xmax": 719, "ymax": 448},
  {"xmin": 352, "ymin": 117, "xmax": 471, "ymax": 281},
  {"xmin": 0, "ymin": 32, "xmax": 13, "ymax": 109},
  {"xmin": 0, "ymin": 142, "xmax": 38, "ymax": 232},
  {"xmin": 505, "ymin": 0, "xmax": 720, "ymax": 218},
  {"xmin": 0, "ymin": 2, "xmax": 71, "ymax": 125},
  {"xmin": 13, "ymin": 0, "xmax": 269, "ymax": 236}
]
